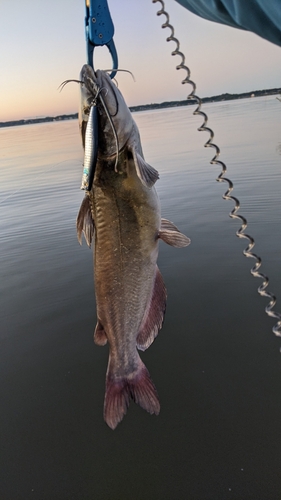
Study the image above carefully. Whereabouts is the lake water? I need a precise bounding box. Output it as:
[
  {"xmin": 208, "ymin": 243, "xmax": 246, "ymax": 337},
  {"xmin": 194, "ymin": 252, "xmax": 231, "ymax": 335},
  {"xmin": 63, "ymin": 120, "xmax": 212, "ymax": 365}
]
[{"xmin": 1, "ymin": 96, "xmax": 281, "ymax": 499}]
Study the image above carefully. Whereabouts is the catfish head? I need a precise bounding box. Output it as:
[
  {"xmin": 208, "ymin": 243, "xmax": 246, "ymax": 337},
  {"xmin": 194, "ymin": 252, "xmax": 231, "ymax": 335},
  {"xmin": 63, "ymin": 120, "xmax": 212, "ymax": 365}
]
[
  {"xmin": 79, "ymin": 64, "xmax": 134, "ymax": 158},
  {"xmin": 79, "ymin": 64, "xmax": 159, "ymax": 188}
]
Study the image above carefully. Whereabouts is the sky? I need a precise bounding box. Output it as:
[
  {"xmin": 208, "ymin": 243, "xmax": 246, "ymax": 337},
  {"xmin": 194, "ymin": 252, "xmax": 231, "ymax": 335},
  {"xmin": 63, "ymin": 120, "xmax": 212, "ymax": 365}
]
[{"xmin": 1, "ymin": 0, "xmax": 281, "ymax": 122}]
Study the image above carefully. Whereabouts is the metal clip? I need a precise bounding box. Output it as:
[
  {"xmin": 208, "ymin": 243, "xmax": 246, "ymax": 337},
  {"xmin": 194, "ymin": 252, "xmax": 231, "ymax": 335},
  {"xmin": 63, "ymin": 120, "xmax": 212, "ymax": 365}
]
[{"xmin": 85, "ymin": 0, "xmax": 118, "ymax": 79}]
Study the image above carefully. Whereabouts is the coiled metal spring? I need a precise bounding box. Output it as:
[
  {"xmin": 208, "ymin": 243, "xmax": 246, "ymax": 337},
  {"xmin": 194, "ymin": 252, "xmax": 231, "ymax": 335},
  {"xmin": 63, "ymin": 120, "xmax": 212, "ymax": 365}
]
[{"xmin": 152, "ymin": 0, "xmax": 281, "ymax": 337}]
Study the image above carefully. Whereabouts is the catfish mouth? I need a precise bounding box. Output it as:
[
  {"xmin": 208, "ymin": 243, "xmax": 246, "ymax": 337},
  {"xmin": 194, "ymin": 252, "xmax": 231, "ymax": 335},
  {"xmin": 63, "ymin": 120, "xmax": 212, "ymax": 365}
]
[{"xmin": 81, "ymin": 65, "xmax": 119, "ymax": 118}]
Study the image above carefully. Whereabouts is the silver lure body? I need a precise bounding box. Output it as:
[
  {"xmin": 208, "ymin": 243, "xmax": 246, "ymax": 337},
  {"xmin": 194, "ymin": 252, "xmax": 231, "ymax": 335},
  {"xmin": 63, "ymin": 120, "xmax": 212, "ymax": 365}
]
[{"xmin": 81, "ymin": 103, "xmax": 99, "ymax": 191}]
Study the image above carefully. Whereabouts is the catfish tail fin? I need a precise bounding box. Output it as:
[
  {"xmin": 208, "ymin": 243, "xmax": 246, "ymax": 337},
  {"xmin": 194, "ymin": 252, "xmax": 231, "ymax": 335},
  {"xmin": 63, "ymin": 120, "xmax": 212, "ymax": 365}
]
[{"xmin": 104, "ymin": 354, "xmax": 160, "ymax": 430}]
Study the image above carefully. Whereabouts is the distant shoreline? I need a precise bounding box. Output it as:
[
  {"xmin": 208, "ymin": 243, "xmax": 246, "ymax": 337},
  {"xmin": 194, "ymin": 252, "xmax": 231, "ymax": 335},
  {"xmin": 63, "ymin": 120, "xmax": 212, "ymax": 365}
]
[{"xmin": 1, "ymin": 87, "xmax": 280, "ymax": 129}]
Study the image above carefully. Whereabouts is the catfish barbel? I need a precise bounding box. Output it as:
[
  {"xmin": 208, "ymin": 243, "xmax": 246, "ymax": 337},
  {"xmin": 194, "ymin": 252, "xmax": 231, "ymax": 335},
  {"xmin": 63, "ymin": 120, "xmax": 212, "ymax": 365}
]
[{"xmin": 76, "ymin": 65, "xmax": 190, "ymax": 429}]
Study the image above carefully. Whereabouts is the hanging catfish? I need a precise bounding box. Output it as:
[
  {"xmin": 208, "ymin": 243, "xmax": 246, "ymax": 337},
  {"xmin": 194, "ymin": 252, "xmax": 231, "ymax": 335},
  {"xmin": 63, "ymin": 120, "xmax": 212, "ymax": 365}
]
[{"xmin": 77, "ymin": 65, "xmax": 191, "ymax": 429}]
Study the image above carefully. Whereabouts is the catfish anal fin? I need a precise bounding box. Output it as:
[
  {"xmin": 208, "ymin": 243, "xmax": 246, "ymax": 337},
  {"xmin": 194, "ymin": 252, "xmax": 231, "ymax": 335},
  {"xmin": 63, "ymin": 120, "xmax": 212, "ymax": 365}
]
[
  {"xmin": 137, "ymin": 266, "xmax": 167, "ymax": 351},
  {"xmin": 94, "ymin": 320, "xmax": 108, "ymax": 346}
]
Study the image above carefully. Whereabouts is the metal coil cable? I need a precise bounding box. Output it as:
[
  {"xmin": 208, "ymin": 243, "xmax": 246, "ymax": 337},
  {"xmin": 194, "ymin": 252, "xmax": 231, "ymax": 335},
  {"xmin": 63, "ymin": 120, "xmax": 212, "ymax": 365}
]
[{"xmin": 153, "ymin": 0, "xmax": 281, "ymax": 338}]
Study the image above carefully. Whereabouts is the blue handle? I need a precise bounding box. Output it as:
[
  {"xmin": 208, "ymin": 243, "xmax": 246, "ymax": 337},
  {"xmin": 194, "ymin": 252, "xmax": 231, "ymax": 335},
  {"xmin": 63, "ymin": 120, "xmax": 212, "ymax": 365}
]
[{"xmin": 85, "ymin": 0, "xmax": 118, "ymax": 78}]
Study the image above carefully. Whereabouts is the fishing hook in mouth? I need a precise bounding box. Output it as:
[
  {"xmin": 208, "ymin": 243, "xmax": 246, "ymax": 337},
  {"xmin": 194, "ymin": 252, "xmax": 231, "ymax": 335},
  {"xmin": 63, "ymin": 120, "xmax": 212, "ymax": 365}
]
[{"xmin": 89, "ymin": 86, "xmax": 108, "ymax": 106}]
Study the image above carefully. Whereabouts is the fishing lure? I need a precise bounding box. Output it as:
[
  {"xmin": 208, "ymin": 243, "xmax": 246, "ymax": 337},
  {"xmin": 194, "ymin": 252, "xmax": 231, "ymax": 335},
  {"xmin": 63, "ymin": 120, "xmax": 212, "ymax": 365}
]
[
  {"xmin": 80, "ymin": 83, "xmax": 119, "ymax": 191},
  {"xmin": 80, "ymin": 98, "xmax": 99, "ymax": 191}
]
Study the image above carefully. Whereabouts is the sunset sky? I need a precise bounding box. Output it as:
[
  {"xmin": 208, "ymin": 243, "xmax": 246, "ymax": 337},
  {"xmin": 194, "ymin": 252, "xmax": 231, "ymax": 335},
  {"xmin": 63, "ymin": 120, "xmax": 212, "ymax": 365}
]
[{"xmin": 1, "ymin": 0, "xmax": 281, "ymax": 122}]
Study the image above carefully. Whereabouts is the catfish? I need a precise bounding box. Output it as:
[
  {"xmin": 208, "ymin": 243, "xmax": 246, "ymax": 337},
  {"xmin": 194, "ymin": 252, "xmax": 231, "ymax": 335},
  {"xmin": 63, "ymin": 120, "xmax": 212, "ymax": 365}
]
[{"xmin": 77, "ymin": 65, "xmax": 190, "ymax": 429}]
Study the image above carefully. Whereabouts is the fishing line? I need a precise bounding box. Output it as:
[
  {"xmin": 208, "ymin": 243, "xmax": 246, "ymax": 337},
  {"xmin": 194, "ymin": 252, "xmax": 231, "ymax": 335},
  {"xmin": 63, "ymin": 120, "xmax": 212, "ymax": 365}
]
[
  {"xmin": 98, "ymin": 92, "xmax": 120, "ymax": 173},
  {"xmin": 152, "ymin": 0, "xmax": 281, "ymax": 338}
]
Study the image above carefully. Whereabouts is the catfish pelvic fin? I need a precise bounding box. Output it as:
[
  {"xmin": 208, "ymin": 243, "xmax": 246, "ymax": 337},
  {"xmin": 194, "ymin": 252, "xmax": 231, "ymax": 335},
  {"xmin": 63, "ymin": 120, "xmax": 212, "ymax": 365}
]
[
  {"xmin": 76, "ymin": 195, "xmax": 95, "ymax": 248},
  {"xmin": 137, "ymin": 266, "xmax": 167, "ymax": 351},
  {"xmin": 158, "ymin": 218, "xmax": 191, "ymax": 248},
  {"xmin": 130, "ymin": 145, "xmax": 159, "ymax": 188},
  {"xmin": 94, "ymin": 320, "xmax": 108, "ymax": 346}
]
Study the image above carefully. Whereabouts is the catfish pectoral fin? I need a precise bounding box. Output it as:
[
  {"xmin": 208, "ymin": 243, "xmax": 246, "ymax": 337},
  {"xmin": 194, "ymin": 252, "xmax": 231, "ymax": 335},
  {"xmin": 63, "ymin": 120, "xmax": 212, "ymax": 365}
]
[
  {"xmin": 76, "ymin": 195, "xmax": 95, "ymax": 248},
  {"xmin": 130, "ymin": 146, "xmax": 159, "ymax": 188},
  {"xmin": 137, "ymin": 267, "xmax": 167, "ymax": 351},
  {"xmin": 158, "ymin": 218, "xmax": 191, "ymax": 248},
  {"xmin": 94, "ymin": 320, "xmax": 108, "ymax": 346},
  {"xmin": 104, "ymin": 355, "xmax": 160, "ymax": 430}
]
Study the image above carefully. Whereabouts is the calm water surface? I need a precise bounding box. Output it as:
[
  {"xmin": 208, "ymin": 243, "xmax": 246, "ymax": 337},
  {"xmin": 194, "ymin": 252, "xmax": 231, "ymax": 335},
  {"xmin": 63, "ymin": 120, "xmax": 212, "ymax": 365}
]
[{"xmin": 1, "ymin": 96, "xmax": 281, "ymax": 499}]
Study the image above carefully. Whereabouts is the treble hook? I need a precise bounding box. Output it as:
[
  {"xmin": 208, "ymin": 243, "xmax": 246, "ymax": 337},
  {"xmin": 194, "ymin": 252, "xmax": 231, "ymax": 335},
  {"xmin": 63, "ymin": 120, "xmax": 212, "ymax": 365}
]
[{"xmin": 85, "ymin": 0, "xmax": 118, "ymax": 79}]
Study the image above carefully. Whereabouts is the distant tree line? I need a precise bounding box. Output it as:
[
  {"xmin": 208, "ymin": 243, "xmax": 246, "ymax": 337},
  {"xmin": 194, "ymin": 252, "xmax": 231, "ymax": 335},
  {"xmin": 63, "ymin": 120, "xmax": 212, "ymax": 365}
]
[{"xmin": 1, "ymin": 88, "xmax": 281, "ymax": 128}]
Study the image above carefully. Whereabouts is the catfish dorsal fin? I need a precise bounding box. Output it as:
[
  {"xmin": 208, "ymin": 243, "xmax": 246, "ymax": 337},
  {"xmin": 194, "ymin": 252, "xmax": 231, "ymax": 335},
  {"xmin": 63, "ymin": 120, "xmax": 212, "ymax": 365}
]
[
  {"xmin": 158, "ymin": 218, "xmax": 191, "ymax": 248},
  {"xmin": 76, "ymin": 195, "xmax": 95, "ymax": 248},
  {"xmin": 130, "ymin": 145, "xmax": 159, "ymax": 188}
]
